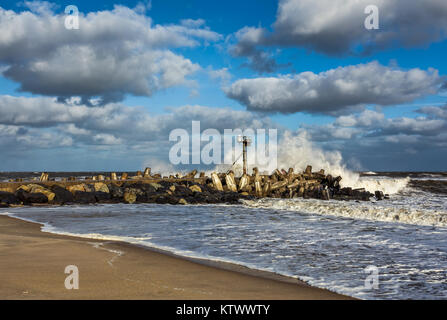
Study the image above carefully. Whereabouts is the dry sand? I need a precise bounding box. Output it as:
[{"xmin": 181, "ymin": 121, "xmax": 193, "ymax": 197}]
[{"xmin": 0, "ymin": 215, "xmax": 351, "ymax": 300}]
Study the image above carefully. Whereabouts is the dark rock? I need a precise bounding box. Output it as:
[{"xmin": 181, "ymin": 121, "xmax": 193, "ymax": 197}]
[
  {"xmin": 50, "ymin": 185, "xmax": 74, "ymax": 204},
  {"xmin": 124, "ymin": 187, "xmax": 145, "ymax": 198},
  {"xmin": 341, "ymin": 187, "xmax": 353, "ymax": 196},
  {"xmin": 73, "ymin": 191, "xmax": 97, "ymax": 204},
  {"xmin": 0, "ymin": 191, "xmax": 20, "ymax": 205},
  {"xmin": 109, "ymin": 183, "xmax": 124, "ymax": 199},
  {"xmin": 154, "ymin": 195, "xmax": 171, "ymax": 204},
  {"xmin": 361, "ymin": 192, "xmax": 372, "ymax": 201},
  {"xmin": 95, "ymin": 191, "xmax": 111, "ymax": 202},
  {"xmin": 134, "ymin": 193, "xmax": 147, "ymax": 202},
  {"xmin": 375, "ymin": 190, "xmax": 384, "ymax": 201},
  {"xmin": 25, "ymin": 192, "xmax": 48, "ymax": 204},
  {"xmin": 15, "ymin": 189, "xmax": 48, "ymax": 204},
  {"xmin": 173, "ymin": 185, "xmax": 193, "ymax": 197},
  {"xmin": 222, "ymin": 192, "xmax": 242, "ymax": 204}
]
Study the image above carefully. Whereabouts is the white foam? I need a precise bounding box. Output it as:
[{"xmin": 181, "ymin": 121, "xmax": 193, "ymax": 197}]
[
  {"xmin": 241, "ymin": 197, "xmax": 447, "ymax": 227},
  {"xmin": 349, "ymin": 177, "xmax": 410, "ymax": 194}
]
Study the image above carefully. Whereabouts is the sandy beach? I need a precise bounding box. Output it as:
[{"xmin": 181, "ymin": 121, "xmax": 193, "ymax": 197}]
[{"xmin": 0, "ymin": 215, "xmax": 350, "ymax": 300}]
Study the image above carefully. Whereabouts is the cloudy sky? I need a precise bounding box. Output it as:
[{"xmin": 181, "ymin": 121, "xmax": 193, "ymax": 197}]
[{"xmin": 0, "ymin": 0, "xmax": 446, "ymax": 171}]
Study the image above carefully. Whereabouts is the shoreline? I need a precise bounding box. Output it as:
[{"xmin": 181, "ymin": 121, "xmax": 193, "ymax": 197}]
[{"xmin": 0, "ymin": 214, "xmax": 352, "ymax": 300}]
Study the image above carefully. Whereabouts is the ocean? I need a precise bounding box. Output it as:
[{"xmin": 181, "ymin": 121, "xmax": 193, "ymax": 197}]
[{"xmin": 1, "ymin": 172, "xmax": 446, "ymax": 299}]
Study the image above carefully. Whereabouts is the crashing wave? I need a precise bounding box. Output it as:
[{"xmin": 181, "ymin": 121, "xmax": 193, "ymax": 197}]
[{"xmin": 241, "ymin": 197, "xmax": 447, "ymax": 227}]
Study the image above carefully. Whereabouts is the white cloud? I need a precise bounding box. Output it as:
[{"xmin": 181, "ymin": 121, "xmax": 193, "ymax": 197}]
[
  {"xmin": 231, "ymin": 0, "xmax": 447, "ymax": 71},
  {"xmin": 226, "ymin": 62, "xmax": 443, "ymax": 115},
  {"xmin": 0, "ymin": 5, "xmax": 221, "ymax": 103},
  {"xmin": 0, "ymin": 96, "xmax": 277, "ymax": 150}
]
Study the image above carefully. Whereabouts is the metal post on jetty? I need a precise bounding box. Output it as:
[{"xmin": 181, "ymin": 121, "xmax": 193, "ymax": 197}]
[{"xmin": 237, "ymin": 135, "xmax": 252, "ymax": 176}]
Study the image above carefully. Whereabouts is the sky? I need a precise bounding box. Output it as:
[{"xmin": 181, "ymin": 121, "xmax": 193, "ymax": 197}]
[{"xmin": 0, "ymin": 0, "xmax": 446, "ymax": 172}]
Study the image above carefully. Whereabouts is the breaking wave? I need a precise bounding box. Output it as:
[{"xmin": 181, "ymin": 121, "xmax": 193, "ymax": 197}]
[
  {"xmin": 242, "ymin": 192, "xmax": 447, "ymax": 227},
  {"xmin": 252, "ymin": 131, "xmax": 409, "ymax": 195}
]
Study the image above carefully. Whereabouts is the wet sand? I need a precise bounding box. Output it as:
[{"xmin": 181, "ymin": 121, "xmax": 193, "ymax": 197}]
[{"xmin": 0, "ymin": 215, "xmax": 351, "ymax": 300}]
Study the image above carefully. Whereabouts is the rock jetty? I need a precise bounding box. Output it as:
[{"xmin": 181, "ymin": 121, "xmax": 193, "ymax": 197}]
[{"xmin": 0, "ymin": 166, "xmax": 387, "ymax": 208}]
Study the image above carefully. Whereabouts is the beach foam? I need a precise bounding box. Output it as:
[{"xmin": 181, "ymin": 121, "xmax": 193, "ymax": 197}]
[{"xmin": 242, "ymin": 195, "xmax": 447, "ymax": 227}]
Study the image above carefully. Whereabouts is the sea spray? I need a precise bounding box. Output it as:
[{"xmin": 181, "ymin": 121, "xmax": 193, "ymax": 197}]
[{"xmin": 217, "ymin": 130, "xmax": 409, "ymax": 195}]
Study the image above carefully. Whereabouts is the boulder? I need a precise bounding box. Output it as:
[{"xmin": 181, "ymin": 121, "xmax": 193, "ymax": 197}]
[
  {"xmin": 154, "ymin": 195, "xmax": 177, "ymax": 204},
  {"xmin": 95, "ymin": 192, "xmax": 111, "ymax": 202},
  {"xmin": 50, "ymin": 185, "xmax": 74, "ymax": 204},
  {"xmin": 189, "ymin": 185, "xmax": 202, "ymax": 193},
  {"xmin": 108, "ymin": 183, "xmax": 124, "ymax": 199},
  {"xmin": 173, "ymin": 185, "xmax": 193, "ymax": 197},
  {"xmin": 67, "ymin": 184, "xmax": 85, "ymax": 194},
  {"xmin": 17, "ymin": 184, "xmax": 55, "ymax": 202},
  {"xmin": 305, "ymin": 165, "xmax": 312, "ymax": 175},
  {"xmin": 211, "ymin": 173, "xmax": 224, "ymax": 191},
  {"xmin": 94, "ymin": 182, "xmax": 109, "ymax": 194},
  {"xmin": 375, "ymin": 191, "xmax": 384, "ymax": 201},
  {"xmin": 0, "ymin": 191, "xmax": 20, "ymax": 205},
  {"xmin": 178, "ymin": 198, "xmax": 188, "ymax": 205},
  {"xmin": 83, "ymin": 184, "xmax": 96, "ymax": 193},
  {"xmin": 149, "ymin": 183, "xmax": 163, "ymax": 191},
  {"xmin": 16, "ymin": 190, "xmax": 48, "ymax": 204},
  {"xmin": 73, "ymin": 191, "xmax": 97, "ymax": 204},
  {"xmin": 123, "ymin": 192, "xmax": 137, "ymax": 204}
]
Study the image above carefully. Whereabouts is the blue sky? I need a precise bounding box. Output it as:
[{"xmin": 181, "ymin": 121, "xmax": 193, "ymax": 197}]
[{"xmin": 0, "ymin": 0, "xmax": 446, "ymax": 171}]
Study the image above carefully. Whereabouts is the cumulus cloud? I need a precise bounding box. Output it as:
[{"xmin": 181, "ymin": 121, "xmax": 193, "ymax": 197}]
[
  {"xmin": 417, "ymin": 104, "xmax": 447, "ymax": 119},
  {"xmin": 305, "ymin": 108, "xmax": 447, "ymax": 140},
  {"xmin": 208, "ymin": 67, "xmax": 232, "ymax": 86},
  {"xmin": 231, "ymin": 0, "xmax": 447, "ymax": 71},
  {"xmin": 0, "ymin": 4, "xmax": 221, "ymax": 104},
  {"xmin": 0, "ymin": 95, "xmax": 277, "ymax": 148},
  {"xmin": 300, "ymin": 107, "xmax": 447, "ymax": 170},
  {"xmin": 226, "ymin": 62, "xmax": 444, "ymax": 115},
  {"xmin": 230, "ymin": 27, "xmax": 284, "ymax": 73}
]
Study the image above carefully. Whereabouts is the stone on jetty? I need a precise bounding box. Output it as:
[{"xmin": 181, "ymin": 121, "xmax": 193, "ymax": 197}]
[
  {"xmin": 184, "ymin": 170, "xmax": 198, "ymax": 179},
  {"xmin": 17, "ymin": 184, "xmax": 55, "ymax": 202},
  {"xmin": 50, "ymin": 185, "xmax": 74, "ymax": 204},
  {"xmin": 238, "ymin": 174, "xmax": 249, "ymax": 191},
  {"xmin": 0, "ymin": 191, "xmax": 20, "ymax": 205},
  {"xmin": 1, "ymin": 164, "xmax": 388, "ymax": 207},
  {"xmin": 375, "ymin": 190, "xmax": 384, "ymax": 201},
  {"xmin": 225, "ymin": 171, "xmax": 238, "ymax": 192},
  {"xmin": 305, "ymin": 165, "xmax": 312, "ymax": 175},
  {"xmin": 74, "ymin": 191, "xmax": 97, "ymax": 204},
  {"xmin": 189, "ymin": 185, "xmax": 202, "ymax": 193},
  {"xmin": 123, "ymin": 191, "xmax": 137, "ymax": 204},
  {"xmin": 39, "ymin": 172, "xmax": 49, "ymax": 182},
  {"xmin": 94, "ymin": 182, "xmax": 109, "ymax": 194},
  {"xmin": 211, "ymin": 172, "xmax": 224, "ymax": 191},
  {"xmin": 67, "ymin": 184, "xmax": 85, "ymax": 194}
]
